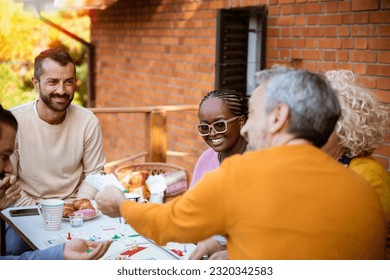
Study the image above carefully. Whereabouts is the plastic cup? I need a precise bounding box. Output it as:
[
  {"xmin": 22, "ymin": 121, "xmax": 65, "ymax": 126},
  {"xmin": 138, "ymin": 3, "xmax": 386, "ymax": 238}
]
[{"xmin": 69, "ymin": 213, "xmax": 84, "ymax": 227}]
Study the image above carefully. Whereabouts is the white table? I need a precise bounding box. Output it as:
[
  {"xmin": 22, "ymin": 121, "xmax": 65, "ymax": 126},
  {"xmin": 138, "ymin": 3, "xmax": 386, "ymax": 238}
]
[{"xmin": 0, "ymin": 205, "xmax": 194, "ymax": 260}]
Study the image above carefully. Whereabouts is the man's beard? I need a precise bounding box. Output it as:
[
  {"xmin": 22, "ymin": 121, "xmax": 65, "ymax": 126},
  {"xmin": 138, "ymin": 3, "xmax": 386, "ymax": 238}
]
[{"xmin": 40, "ymin": 92, "xmax": 73, "ymax": 112}]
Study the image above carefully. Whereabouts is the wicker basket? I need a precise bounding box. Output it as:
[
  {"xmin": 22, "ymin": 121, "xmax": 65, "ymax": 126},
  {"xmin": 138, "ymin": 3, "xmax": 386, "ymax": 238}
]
[
  {"xmin": 114, "ymin": 162, "xmax": 187, "ymax": 178},
  {"xmin": 114, "ymin": 162, "xmax": 189, "ymax": 202}
]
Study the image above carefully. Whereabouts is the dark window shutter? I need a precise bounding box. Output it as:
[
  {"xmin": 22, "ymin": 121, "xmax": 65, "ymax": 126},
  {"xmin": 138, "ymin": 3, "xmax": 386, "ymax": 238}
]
[{"xmin": 216, "ymin": 9, "xmax": 250, "ymax": 96}]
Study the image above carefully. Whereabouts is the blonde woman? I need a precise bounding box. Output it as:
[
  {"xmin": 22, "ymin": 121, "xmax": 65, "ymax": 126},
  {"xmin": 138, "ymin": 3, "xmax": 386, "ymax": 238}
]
[{"xmin": 323, "ymin": 70, "xmax": 390, "ymax": 258}]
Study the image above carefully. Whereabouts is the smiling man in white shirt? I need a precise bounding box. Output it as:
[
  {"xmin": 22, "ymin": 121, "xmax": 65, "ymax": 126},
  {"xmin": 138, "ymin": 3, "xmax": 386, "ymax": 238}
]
[{"xmin": 7, "ymin": 48, "xmax": 105, "ymax": 255}]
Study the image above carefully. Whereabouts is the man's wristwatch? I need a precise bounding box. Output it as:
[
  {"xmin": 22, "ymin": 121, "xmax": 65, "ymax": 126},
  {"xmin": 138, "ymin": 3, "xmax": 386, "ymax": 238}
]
[{"xmin": 213, "ymin": 235, "xmax": 227, "ymax": 246}]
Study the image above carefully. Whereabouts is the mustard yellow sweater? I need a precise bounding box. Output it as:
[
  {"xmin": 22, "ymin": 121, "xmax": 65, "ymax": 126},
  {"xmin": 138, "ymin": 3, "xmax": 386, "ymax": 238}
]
[
  {"xmin": 348, "ymin": 157, "xmax": 390, "ymax": 259},
  {"xmin": 121, "ymin": 145, "xmax": 386, "ymax": 259},
  {"xmin": 349, "ymin": 157, "xmax": 390, "ymax": 220}
]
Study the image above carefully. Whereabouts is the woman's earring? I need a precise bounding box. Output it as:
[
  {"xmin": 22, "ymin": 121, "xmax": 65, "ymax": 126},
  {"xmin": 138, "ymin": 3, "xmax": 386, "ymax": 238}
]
[{"xmin": 240, "ymin": 118, "xmax": 245, "ymax": 128}]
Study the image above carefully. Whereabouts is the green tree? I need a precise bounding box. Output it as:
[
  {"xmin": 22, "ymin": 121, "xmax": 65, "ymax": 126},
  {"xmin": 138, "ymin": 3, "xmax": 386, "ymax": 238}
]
[
  {"xmin": 0, "ymin": 0, "xmax": 90, "ymax": 109},
  {"xmin": 0, "ymin": 64, "xmax": 36, "ymax": 108}
]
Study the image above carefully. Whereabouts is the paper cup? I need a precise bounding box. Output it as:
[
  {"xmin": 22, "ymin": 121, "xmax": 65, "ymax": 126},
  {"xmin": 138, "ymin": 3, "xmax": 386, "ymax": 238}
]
[
  {"xmin": 149, "ymin": 192, "xmax": 164, "ymax": 204},
  {"xmin": 119, "ymin": 192, "xmax": 148, "ymax": 224},
  {"xmin": 38, "ymin": 199, "xmax": 64, "ymax": 231},
  {"xmin": 124, "ymin": 192, "xmax": 141, "ymax": 202}
]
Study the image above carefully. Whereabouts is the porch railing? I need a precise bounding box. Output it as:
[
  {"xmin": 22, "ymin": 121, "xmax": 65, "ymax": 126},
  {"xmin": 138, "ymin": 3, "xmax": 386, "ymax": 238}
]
[{"xmin": 89, "ymin": 105, "xmax": 198, "ymax": 173}]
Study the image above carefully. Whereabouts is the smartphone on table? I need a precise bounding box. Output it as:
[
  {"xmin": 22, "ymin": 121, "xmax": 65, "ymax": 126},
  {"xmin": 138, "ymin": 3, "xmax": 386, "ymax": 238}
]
[{"xmin": 9, "ymin": 208, "xmax": 39, "ymax": 217}]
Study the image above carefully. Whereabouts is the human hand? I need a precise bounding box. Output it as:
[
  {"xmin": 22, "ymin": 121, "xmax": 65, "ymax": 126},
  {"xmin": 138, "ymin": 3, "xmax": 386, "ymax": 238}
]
[
  {"xmin": 63, "ymin": 239, "xmax": 113, "ymax": 260},
  {"xmin": 209, "ymin": 250, "xmax": 228, "ymax": 260},
  {"xmin": 95, "ymin": 185, "xmax": 125, "ymax": 218},
  {"xmin": 189, "ymin": 237, "xmax": 226, "ymax": 260},
  {"xmin": 0, "ymin": 175, "xmax": 20, "ymax": 210}
]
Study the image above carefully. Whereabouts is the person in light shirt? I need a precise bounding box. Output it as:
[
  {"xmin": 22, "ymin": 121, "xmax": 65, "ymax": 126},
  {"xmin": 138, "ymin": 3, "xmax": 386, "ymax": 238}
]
[
  {"xmin": 6, "ymin": 48, "xmax": 106, "ymax": 255},
  {"xmin": 0, "ymin": 104, "xmax": 112, "ymax": 260}
]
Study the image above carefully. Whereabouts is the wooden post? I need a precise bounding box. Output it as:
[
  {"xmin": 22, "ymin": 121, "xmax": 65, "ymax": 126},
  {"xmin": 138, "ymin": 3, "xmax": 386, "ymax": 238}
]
[{"xmin": 145, "ymin": 110, "xmax": 167, "ymax": 162}]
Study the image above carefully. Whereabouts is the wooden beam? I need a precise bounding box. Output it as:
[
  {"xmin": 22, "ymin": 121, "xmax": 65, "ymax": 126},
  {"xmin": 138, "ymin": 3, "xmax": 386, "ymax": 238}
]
[
  {"xmin": 145, "ymin": 110, "xmax": 167, "ymax": 162},
  {"xmin": 89, "ymin": 104, "xmax": 198, "ymax": 114}
]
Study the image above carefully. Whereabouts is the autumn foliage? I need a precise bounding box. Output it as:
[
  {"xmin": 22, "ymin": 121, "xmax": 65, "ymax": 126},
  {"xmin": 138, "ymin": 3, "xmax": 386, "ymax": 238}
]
[{"xmin": 0, "ymin": 0, "xmax": 90, "ymax": 108}]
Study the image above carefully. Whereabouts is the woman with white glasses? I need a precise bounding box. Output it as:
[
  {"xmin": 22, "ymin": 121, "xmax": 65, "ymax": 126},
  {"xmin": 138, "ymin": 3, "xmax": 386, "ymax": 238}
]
[
  {"xmin": 190, "ymin": 89, "xmax": 248, "ymax": 188},
  {"xmin": 188, "ymin": 89, "xmax": 248, "ymax": 260}
]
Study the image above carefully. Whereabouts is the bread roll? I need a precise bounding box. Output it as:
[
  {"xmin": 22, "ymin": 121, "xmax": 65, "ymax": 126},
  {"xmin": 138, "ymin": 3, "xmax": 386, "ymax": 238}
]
[
  {"xmin": 63, "ymin": 198, "xmax": 95, "ymax": 218},
  {"xmin": 78, "ymin": 200, "xmax": 95, "ymax": 210},
  {"xmin": 73, "ymin": 198, "xmax": 95, "ymax": 210},
  {"xmin": 63, "ymin": 203, "xmax": 76, "ymax": 218}
]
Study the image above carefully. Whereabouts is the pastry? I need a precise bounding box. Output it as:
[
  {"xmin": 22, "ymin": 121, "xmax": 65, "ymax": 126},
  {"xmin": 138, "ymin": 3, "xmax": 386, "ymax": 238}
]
[
  {"xmin": 74, "ymin": 209, "xmax": 96, "ymax": 218},
  {"xmin": 73, "ymin": 198, "xmax": 94, "ymax": 210},
  {"xmin": 62, "ymin": 198, "xmax": 95, "ymax": 218},
  {"xmin": 76, "ymin": 199, "xmax": 95, "ymax": 210},
  {"xmin": 120, "ymin": 171, "xmax": 151, "ymax": 200},
  {"xmin": 63, "ymin": 203, "xmax": 76, "ymax": 218}
]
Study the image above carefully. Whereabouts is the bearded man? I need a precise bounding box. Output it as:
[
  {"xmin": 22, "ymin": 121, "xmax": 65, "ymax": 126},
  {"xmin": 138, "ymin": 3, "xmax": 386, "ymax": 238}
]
[{"xmin": 7, "ymin": 48, "xmax": 105, "ymax": 254}]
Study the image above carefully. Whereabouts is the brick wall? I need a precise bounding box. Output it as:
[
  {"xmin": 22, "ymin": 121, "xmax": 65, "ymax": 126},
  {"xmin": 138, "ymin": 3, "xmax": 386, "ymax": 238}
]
[
  {"xmin": 90, "ymin": 0, "xmax": 390, "ymax": 177},
  {"xmin": 265, "ymin": 0, "xmax": 390, "ymax": 170}
]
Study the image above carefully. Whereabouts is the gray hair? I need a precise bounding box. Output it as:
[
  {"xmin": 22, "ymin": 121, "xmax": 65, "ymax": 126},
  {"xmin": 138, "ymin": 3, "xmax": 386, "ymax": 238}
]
[
  {"xmin": 261, "ymin": 68, "xmax": 341, "ymax": 147},
  {"xmin": 255, "ymin": 65, "xmax": 289, "ymax": 86}
]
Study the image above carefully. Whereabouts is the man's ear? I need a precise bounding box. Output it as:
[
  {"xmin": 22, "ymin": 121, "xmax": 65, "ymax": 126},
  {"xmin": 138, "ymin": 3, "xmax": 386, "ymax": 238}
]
[
  {"xmin": 32, "ymin": 77, "xmax": 39, "ymax": 91},
  {"xmin": 269, "ymin": 103, "xmax": 289, "ymax": 133}
]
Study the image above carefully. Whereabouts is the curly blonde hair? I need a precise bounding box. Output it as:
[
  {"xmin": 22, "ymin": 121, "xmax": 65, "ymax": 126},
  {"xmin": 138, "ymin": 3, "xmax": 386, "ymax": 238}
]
[{"xmin": 325, "ymin": 70, "xmax": 389, "ymax": 157}]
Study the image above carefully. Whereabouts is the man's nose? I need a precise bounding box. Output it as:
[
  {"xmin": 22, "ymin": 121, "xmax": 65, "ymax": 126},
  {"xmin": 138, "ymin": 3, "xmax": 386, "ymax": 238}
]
[{"xmin": 56, "ymin": 82, "xmax": 66, "ymax": 94}]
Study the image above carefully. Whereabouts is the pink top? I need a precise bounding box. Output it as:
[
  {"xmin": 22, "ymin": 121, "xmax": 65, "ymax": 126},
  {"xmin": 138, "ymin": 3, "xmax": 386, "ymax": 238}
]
[{"xmin": 190, "ymin": 148, "xmax": 220, "ymax": 188}]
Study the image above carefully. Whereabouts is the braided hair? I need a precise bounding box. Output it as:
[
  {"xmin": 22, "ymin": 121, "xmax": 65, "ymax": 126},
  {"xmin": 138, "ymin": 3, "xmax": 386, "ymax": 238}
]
[{"xmin": 199, "ymin": 89, "xmax": 248, "ymax": 119}]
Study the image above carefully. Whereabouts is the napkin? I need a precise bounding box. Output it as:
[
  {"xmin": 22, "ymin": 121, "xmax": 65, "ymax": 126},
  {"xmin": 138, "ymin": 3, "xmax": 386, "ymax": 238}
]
[
  {"xmin": 146, "ymin": 174, "xmax": 167, "ymax": 204},
  {"xmin": 85, "ymin": 173, "xmax": 125, "ymax": 192},
  {"xmin": 146, "ymin": 174, "xmax": 167, "ymax": 194}
]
